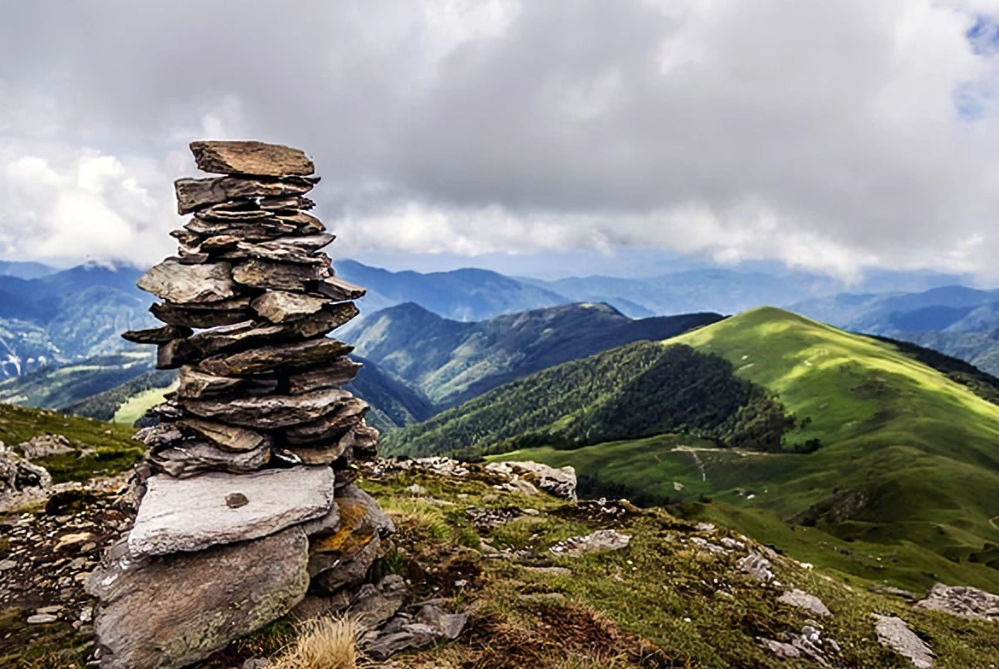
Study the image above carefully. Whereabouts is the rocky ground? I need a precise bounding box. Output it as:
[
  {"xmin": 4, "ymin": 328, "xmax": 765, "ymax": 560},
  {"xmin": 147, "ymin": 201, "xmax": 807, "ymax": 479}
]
[{"xmin": 3, "ymin": 452, "xmax": 999, "ymax": 668}]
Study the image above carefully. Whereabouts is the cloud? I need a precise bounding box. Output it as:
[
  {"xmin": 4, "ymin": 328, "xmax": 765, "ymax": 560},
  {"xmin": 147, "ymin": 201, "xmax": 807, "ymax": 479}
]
[{"xmin": 1, "ymin": 0, "xmax": 999, "ymax": 278}]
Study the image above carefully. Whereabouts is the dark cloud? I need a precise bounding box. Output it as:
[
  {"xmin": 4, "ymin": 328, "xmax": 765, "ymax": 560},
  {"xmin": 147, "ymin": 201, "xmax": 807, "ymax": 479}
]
[{"xmin": 0, "ymin": 0, "xmax": 997, "ymax": 276}]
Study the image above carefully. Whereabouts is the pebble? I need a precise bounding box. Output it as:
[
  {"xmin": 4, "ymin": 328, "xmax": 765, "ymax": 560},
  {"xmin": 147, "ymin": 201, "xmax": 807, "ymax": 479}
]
[{"xmin": 26, "ymin": 613, "xmax": 59, "ymax": 624}]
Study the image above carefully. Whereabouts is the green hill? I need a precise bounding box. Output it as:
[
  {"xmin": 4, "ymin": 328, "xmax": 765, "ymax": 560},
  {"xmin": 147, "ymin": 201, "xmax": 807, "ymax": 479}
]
[
  {"xmin": 386, "ymin": 307, "xmax": 999, "ymax": 590},
  {"xmin": 347, "ymin": 301, "xmax": 722, "ymax": 408}
]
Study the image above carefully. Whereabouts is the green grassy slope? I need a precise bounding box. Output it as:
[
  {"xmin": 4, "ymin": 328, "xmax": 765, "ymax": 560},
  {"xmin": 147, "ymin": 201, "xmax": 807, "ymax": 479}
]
[{"xmin": 392, "ymin": 306, "xmax": 999, "ymax": 588}]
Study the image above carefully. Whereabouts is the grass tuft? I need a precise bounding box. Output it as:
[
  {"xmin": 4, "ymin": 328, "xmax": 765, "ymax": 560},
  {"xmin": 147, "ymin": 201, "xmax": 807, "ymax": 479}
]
[{"xmin": 271, "ymin": 617, "xmax": 357, "ymax": 669}]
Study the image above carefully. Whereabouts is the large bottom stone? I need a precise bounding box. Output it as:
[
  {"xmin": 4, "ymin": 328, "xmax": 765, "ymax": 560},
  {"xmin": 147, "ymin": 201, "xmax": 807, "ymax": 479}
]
[
  {"xmin": 88, "ymin": 526, "xmax": 310, "ymax": 669},
  {"xmin": 127, "ymin": 466, "xmax": 335, "ymax": 557}
]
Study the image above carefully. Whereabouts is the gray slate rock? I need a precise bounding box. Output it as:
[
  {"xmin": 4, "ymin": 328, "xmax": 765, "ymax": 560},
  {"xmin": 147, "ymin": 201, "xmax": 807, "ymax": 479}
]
[
  {"xmin": 137, "ymin": 259, "xmax": 237, "ymax": 304},
  {"xmin": 88, "ymin": 526, "xmax": 310, "ymax": 669},
  {"xmin": 874, "ymin": 615, "xmax": 934, "ymax": 668},
  {"xmin": 252, "ymin": 291, "xmax": 330, "ymax": 323},
  {"xmin": 127, "ymin": 467, "xmax": 334, "ymax": 557},
  {"xmin": 174, "ymin": 175, "xmax": 315, "ymax": 215},
  {"xmin": 150, "ymin": 439, "xmax": 271, "ymax": 478},
  {"xmin": 181, "ymin": 388, "xmax": 353, "ymax": 429},
  {"xmin": 778, "ymin": 589, "xmax": 832, "ymax": 617},
  {"xmin": 915, "ymin": 582, "xmax": 999, "ymax": 620},
  {"xmin": 197, "ymin": 338, "xmax": 353, "ymax": 377},
  {"xmin": 0, "ymin": 444, "xmax": 51, "ymax": 496}
]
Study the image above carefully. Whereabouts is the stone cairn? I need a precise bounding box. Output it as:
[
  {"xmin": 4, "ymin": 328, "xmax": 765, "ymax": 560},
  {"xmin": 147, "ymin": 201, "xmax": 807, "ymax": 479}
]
[{"xmin": 86, "ymin": 141, "xmax": 394, "ymax": 669}]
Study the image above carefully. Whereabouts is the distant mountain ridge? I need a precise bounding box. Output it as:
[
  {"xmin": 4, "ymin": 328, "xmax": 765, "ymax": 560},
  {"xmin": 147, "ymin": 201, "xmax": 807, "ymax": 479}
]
[{"xmin": 344, "ymin": 301, "xmax": 723, "ymax": 408}]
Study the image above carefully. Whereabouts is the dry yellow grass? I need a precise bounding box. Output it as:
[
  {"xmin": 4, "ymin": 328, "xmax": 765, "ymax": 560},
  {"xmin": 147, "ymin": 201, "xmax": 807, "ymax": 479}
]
[{"xmin": 271, "ymin": 617, "xmax": 357, "ymax": 669}]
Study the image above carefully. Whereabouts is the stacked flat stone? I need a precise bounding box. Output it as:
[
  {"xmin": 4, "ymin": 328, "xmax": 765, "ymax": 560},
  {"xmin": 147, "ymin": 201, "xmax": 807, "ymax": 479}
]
[{"xmin": 86, "ymin": 141, "xmax": 394, "ymax": 669}]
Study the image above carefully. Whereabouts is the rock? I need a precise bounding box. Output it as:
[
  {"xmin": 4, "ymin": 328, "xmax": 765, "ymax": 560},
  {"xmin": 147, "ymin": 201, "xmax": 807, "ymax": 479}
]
[
  {"xmin": 121, "ymin": 325, "xmax": 193, "ymax": 344},
  {"xmin": 417, "ymin": 601, "xmax": 468, "ymax": 640},
  {"xmin": 17, "ymin": 434, "xmax": 74, "ymax": 459},
  {"xmin": 738, "ymin": 552, "xmax": 775, "ymax": 583},
  {"xmin": 242, "ymin": 660, "xmax": 271, "ymax": 669},
  {"xmin": 259, "ymin": 195, "xmax": 316, "ymax": 212},
  {"xmin": 778, "ymin": 589, "xmax": 832, "ymax": 617},
  {"xmin": 198, "ymin": 338, "xmax": 353, "ymax": 376},
  {"xmin": 182, "ymin": 388, "xmax": 353, "ymax": 429},
  {"xmin": 489, "ymin": 461, "xmax": 577, "ymax": 500},
  {"xmin": 364, "ymin": 622, "xmax": 440, "ymax": 662},
  {"xmin": 127, "ymin": 467, "xmax": 335, "ymax": 557},
  {"xmin": 151, "ymin": 297, "xmax": 254, "ymax": 328},
  {"xmin": 286, "ymin": 358, "xmax": 363, "ymax": 394},
  {"xmin": 0, "ymin": 444, "xmax": 52, "ymax": 495},
  {"xmin": 311, "ymin": 534, "xmax": 381, "ymax": 593},
  {"xmin": 915, "ymin": 583, "xmax": 999, "ymax": 620},
  {"xmin": 225, "ymin": 241, "xmax": 329, "ymax": 265},
  {"xmin": 233, "ymin": 258, "xmax": 328, "ymax": 291},
  {"xmin": 287, "ymin": 433, "xmax": 354, "ymax": 466},
  {"xmin": 187, "ymin": 216, "xmax": 297, "ymax": 241},
  {"xmin": 873, "ymin": 615, "xmax": 934, "ymax": 668},
  {"xmin": 282, "ymin": 397, "xmax": 368, "ymax": 444},
  {"xmin": 190, "ymin": 140, "xmax": 315, "ymax": 177},
  {"xmin": 176, "ymin": 367, "xmax": 244, "ymax": 399},
  {"xmin": 174, "ymin": 175, "xmax": 316, "ymax": 215},
  {"xmin": 352, "ymin": 577, "xmax": 407, "ymax": 627},
  {"xmin": 157, "ymin": 321, "xmax": 288, "ymax": 368},
  {"xmin": 549, "ymin": 529, "xmax": 631, "ymax": 557},
  {"xmin": 251, "ymin": 291, "xmax": 330, "ymax": 323},
  {"xmin": 26, "ymin": 614, "xmax": 58, "ymax": 624},
  {"xmin": 175, "ymin": 418, "xmax": 269, "ymax": 452},
  {"xmin": 88, "ymin": 526, "xmax": 310, "ymax": 669},
  {"xmin": 317, "ymin": 275, "xmax": 366, "ymax": 301},
  {"xmin": 150, "ymin": 439, "xmax": 271, "ymax": 478},
  {"xmin": 308, "ymin": 484, "xmax": 395, "ymax": 582},
  {"xmin": 137, "ymin": 259, "xmax": 237, "ymax": 304},
  {"xmin": 276, "ymin": 211, "xmax": 325, "ymax": 233},
  {"xmin": 760, "ymin": 639, "xmax": 801, "ymax": 659}
]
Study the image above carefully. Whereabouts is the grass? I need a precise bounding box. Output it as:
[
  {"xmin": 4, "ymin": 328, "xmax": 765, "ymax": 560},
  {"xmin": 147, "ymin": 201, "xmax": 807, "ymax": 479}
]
[
  {"xmin": 6, "ymin": 462, "xmax": 999, "ymax": 668},
  {"xmin": 270, "ymin": 617, "xmax": 356, "ymax": 669},
  {"xmin": 0, "ymin": 402, "xmax": 140, "ymax": 484},
  {"xmin": 112, "ymin": 380, "xmax": 177, "ymax": 425},
  {"xmin": 486, "ymin": 307, "xmax": 999, "ymax": 591}
]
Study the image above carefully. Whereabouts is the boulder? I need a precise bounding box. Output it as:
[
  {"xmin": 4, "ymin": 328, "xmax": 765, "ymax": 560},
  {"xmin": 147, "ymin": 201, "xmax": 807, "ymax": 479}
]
[
  {"xmin": 17, "ymin": 434, "xmax": 75, "ymax": 460},
  {"xmin": 137, "ymin": 259, "xmax": 237, "ymax": 304},
  {"xmin": 88, "ymin": 526, "xmax": 310, "ymax": 669},
  {"xmin": 197, "ymin": 338, "xmax": 352, "ymax": 376},
  {"xmin": 778, "ymin": 589, "xmax": 832, "ymax": 617},
  {"xmin": 549, "ymin": 529, "xmax": 631, "ymax": 557},
  {"xmin": 174, "ymin": 175, "xmax": 316, "ymax": 215},
  {"xmin": 308, "ymin": 484, "xmax": 395, "ymax": 581},
  {"xmin": 0, "ymin": 444, "xmax": 51, "ymax": 495},
  {"xmin": 252, "ymin": 291, "xmax": 330, "ymax": 323},
  {"xmin": 915, "ymin": 583, "xmax": 999, "ymax": 621},
  {"xmin": 127, "ymin": 467, "xmax": 335, "ymax": 557},
  {"xmin": 873, "ymin": 615, "xmax": 934, "ymax": 668},
  {"xmin": 181, "ymin": 388, "xmax": 353, "ymax": 429},
  {"xmin": 190, "ymin": 140, "xmax": 315, "ymax": 177},
  {"xmin": 488, "ymin": 461, "xmax": 577, "ymax": 500}
]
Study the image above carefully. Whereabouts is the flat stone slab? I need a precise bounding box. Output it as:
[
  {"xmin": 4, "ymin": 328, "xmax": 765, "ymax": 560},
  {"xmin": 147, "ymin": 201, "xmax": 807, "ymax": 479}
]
[
  {"xmin": 916, "ymin": 583, "xmax": 999, "ymax": 620},
  {"xmin": 175, "ymin": 175, "xmax": 315, "ymax": 215},
  {"xmin": 127, "ymin": 467, "xmax": 335, "ymax": 557},
  {"xmin": 88, "ymin": 526, "xmax": 309, "ymax": 669},
  {"xmin": 190, "ymin": 140, "xmax": 315, "ymax": 177},
  {"xmin": 137, "ymin": 259, "xmax": 237, "ymax": 304},
  {"xmin": 778, "ymin": 589, "xmax": 831, "ymax": 617},
  {"xmin": 874, "ymin": 615, "xmax": 934, "ymax": 668},
  {"xmin": 198, "ymin": 338, "xmax": 352, "ymax": 376},
  {"xmin": 252, "ymin": 291, "xmax": 329, "ymax": 323},
  {"xmin": 182, "ymin": 388, "xmax": 353, "ymax": 429}
]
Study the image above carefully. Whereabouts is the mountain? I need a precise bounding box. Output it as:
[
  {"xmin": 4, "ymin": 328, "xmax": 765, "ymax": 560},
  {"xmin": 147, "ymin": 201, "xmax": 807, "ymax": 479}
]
[
  {"xmin": 344, "ymin": 356, "xmax": 435, "ymax": 432},
  {"xmin": 335, "ymin": 260, "xmax": 572, "ymax": 321},
  {"xmin": 345, "ymin": 302, "xmax": 723, "ymax": 408},
  {"xmin": 0, "ymin": 259, "xmax": 57, "ymax": 279},
  {"xmin": 0, "ymin": 351, "xmax": 156, "ymax": 410},
  {"xmin": 0, "ymin": 263, "xmax": 153, "ymax": 378},
  {"xmin": 385, "ymin": 307, "xmax": 999, "ymax": 590}
]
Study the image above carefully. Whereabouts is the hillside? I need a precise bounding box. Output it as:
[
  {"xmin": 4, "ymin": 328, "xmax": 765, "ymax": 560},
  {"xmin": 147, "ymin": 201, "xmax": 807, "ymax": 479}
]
[
  {"xmin": 347, "ymin": 302, "xmax": 723, "ymax": 407},
  {"xmin": 386, "ymin": 307, "xmax": 999, "ymax": 591},
  {"xmin": 5, "ymin": 434, "xmax": 999, "ymax": 668}
]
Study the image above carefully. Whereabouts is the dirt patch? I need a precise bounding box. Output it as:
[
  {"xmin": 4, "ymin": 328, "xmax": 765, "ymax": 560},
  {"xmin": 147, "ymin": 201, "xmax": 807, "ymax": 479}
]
[
  {"xmin": 457, "ymin": 604, "xmax": 688, "ymax": 669},
  {"xmin": 551, "ymin": 499, "xmax": 640, "ymax": 529}
]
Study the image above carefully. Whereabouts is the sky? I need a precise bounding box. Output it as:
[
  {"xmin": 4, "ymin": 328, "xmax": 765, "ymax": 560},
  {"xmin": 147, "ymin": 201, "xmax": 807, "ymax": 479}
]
[{"xmin": 2, "ymin": 1, "xmax": 999, "ymax": 280}]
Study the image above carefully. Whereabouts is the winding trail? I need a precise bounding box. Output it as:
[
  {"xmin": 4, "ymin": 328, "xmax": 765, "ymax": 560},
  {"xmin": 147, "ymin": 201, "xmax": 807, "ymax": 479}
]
[{"xmin": 673, "ymin": 446, "xmax": 707, "ymax": 481}]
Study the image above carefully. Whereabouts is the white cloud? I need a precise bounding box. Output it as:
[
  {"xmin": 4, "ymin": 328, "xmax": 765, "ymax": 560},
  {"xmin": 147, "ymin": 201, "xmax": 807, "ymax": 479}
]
[{"xmin": 0, "ymin": 0, "xmax": 998, "ymax": 278}]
